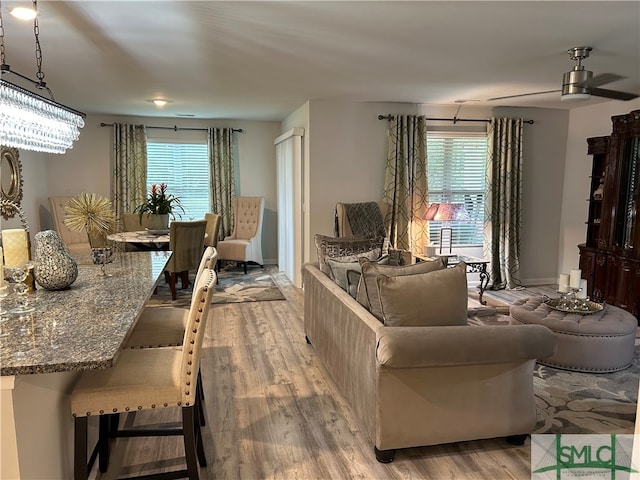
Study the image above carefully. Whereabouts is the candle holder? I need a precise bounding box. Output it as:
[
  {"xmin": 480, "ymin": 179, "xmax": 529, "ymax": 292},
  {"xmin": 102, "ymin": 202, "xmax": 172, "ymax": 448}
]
[
  {"xmin": 547, "ymin": 286, "xmax": 604, "ymax": 314},
  {"xmin": 7, "ymin": 262, "xmax": 36, "ymax": 315}
]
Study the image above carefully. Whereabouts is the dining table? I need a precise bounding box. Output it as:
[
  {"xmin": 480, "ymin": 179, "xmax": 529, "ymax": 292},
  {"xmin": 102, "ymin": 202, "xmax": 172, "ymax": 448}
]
[
  {"xmin": 0, "ymin": 250, "xmax": 171, "ymax": 479},
  {"xmin": 107, "ymin": 230, "xmax": 170, "ymax": 250}
]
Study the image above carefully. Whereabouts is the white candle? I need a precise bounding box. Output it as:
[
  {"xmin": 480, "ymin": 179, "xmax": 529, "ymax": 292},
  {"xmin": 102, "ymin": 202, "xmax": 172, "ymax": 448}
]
[
  {"xmin": 558, "ymin": 273, "xmax": 569, "ymax": 293},
  {"xmin": 577, "ymin": 279, "xmax": 588, "ymax": 299},
  {"xmin": 2, "ymin": 229, "xmax": 30, "ymax": 267},
  {"xmin": 569, "ymin": 269, "xmax": 582, "ymax": 289},
  {"xmin": 0, "ymin": 247, "xmax": 4, "ymax": 287}
]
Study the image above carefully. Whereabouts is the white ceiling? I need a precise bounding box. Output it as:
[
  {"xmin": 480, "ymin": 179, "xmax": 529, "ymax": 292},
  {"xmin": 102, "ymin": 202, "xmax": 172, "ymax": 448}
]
[{"xmin": 2, "ymin": 1, "xmax": 639, "ymax": 121}]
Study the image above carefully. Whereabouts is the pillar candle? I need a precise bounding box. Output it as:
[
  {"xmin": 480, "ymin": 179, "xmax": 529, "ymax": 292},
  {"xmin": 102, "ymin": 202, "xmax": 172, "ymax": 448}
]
[
  {"xmin": 569, "ymin": 269, "xmax": 582, "ymax": 289},
  {"xmin": 558, "ymin": 273, "xmax": 569, "ymax": 293},
  {"xmin": 577, "ymin": 279, "xmax": 588, "ymax": 299},
  {"xmin": 2, "ymin": 229, "xmax": 30, "ymax": 267}
]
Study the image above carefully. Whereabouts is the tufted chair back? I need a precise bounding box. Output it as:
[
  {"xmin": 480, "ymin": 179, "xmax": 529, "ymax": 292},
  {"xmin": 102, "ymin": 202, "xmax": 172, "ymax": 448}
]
[
  {"xmin": 48, "ymin": 196, "xmax": 91, "ymax": 254},
  {"xmin": 216, "ymin": 196, "xmax": 264, "ymax": 273},
  {"xmin": 179, "ymin": 267, "xmax": 216, "ymax": 406},
  {"xmin": 232, "ymin": 197, "xmax": 264, "ymax": 240}
]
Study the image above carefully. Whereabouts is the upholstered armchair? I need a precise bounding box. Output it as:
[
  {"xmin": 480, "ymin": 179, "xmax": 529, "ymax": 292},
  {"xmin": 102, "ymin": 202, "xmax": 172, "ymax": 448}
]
[
  {"xmin": 335, "ymin": 201, "xmax": 390, "ymax": 238},
  {"xmin": 335, "ymin": 201, "xmax": 411, "ymax": 265},
  {"xmin": 217, "ymin": 197, "xmax": 264, "ymax": 274},
  {"xmin": 48, "ymin": 196, "xmax": 91, "ymax": 254}
]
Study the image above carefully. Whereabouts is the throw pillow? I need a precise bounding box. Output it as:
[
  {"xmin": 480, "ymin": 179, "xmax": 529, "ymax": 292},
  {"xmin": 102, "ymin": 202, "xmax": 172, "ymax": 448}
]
[
  {"xmin": 356, "ymin": 256, "xmax": 448, "ymax": 317},
  {"xmin": 326, "ymin": 258, "xmax": 363, "ymax": 298},
  {"xmin": 376, "ymin": 262, "xmax": 468, "ymax": 326},
  {"xmin": 314, "ymin": 234, "xmax": 384, "ymax": 276}
]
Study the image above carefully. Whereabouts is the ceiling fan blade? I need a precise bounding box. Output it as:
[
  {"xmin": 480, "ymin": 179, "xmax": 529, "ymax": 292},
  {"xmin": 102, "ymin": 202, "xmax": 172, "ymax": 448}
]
[
  {"xmin": 590, "ymin": 87, "xmax": 639, "ymax": 101},
  {"xmin": 488, "ymin": 89, "xmax": 560, "ymax": 101},
  {"xmin": 576, "ymin": 73, "xmax": 625, "ymax": 88}
]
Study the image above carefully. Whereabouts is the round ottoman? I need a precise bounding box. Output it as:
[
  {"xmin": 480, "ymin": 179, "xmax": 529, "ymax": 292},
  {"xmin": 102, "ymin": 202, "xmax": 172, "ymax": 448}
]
[{"xmin": 509, "ymin": 296, "xmax": 637, "ymax": 373}]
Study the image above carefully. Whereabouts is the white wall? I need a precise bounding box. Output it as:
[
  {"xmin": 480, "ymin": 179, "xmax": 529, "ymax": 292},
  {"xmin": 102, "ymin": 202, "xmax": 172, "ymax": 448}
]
[
  {"xmin": 301, "ymin": 101, "xmax": 569, "ymax": 285},
  {"xmin": 32, "ymin": 114, "xmax": 281, "ymax": 263},
  {"xmin": 559, "ymin": 99, "xmax": 640, "ymax": 275}
]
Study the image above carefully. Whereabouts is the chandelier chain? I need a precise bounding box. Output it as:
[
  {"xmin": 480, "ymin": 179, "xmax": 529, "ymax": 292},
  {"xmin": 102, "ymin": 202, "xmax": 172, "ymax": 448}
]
[
  {"xmin": 0, "ymin": 0, "xmax": 5, "ymax": 67},
  {"xmin": 32, "ymin": 0, "xmax": 44, "ymax": 84}
]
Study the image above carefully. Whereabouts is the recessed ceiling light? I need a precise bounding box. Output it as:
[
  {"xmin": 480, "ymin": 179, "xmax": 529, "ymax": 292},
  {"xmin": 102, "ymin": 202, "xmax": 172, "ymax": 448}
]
[
  {"xmin": 151, "ymin": 99, "xmax": 170, "ymax": 107},
  {"xmin": 10, "ymin": 6, "xmax": 38, "ymax": 20}
]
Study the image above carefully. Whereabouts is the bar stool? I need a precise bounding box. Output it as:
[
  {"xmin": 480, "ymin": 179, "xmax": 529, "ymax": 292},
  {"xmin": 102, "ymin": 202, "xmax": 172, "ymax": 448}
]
[{"xmin": 70, "ymin": 268, "xmax": 217, "ymax": 480}]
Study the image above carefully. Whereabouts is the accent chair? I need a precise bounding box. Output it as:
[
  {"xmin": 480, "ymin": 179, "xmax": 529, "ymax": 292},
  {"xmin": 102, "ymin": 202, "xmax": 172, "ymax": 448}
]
[{"xmin": 216, "ymin": 196, "xmax": 264, "ymax": 274}]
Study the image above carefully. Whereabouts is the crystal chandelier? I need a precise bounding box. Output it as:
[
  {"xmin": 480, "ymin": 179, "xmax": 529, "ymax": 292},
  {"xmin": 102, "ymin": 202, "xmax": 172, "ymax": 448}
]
[{"xmin": 0, "ymin": 0, "xmax": 85, "ymax": 154}]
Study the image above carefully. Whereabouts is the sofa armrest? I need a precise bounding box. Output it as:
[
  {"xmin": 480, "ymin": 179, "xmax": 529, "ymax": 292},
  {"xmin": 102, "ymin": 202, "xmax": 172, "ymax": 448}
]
[{"xmin": 376, "ymin": 324, "xmax": 557, "ymax": 368}]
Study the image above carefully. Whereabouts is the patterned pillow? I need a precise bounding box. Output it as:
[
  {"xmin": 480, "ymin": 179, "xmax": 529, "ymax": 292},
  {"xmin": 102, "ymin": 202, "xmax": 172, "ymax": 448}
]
[{"xmin": 314, "ymin": 234, "xmax": 384, "ymax": 276}]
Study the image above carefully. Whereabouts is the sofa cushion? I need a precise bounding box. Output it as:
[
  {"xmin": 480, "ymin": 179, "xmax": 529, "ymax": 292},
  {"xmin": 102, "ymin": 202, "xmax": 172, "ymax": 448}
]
[
  {"xmin": 376, "ymin": 261, "xmax": 468, "ymax": 326},
  {"xmin": 314, "ymin": 234, "xmax": 384, "ymax": 277},
  {"xmin": 357, "ymin": 256, "xmax": 448, "ymax": 317}
]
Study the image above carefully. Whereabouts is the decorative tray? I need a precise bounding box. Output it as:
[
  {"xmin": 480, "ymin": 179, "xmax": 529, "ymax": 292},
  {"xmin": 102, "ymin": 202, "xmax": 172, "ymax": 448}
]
[
  {"xmin": 144, "ymin": 228, "xmax": 170, "ymax": 235},
  {"xmin": 543, "ymin": 296, "xmax": 605, "ymax": 315}
]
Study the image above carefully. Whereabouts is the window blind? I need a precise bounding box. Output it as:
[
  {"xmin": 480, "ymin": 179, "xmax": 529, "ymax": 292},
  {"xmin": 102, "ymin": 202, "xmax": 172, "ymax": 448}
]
[
  {"xmin": 146, "ymin": 142, "xmax": 210, "ymax": 221},
  {"xmin": 427, "ymin": 133, "xmax": 487, "ymax": 246}
]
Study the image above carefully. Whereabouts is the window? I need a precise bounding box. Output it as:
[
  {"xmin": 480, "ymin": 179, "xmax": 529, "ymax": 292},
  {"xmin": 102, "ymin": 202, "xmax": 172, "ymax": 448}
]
[
  {"xmin": 427, "ymin": 133, "xmax": 487, "ymax": 246},
  {"xmin": 146, "ymin": 142, "xmax": 210, "ymax": 220}
]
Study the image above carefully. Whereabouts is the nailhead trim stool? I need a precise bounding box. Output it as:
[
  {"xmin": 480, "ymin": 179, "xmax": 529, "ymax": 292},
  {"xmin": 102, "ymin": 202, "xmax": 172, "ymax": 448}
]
[{"xmin": 509, "ymin": 296, "xmax": 638, "ymax": 373}]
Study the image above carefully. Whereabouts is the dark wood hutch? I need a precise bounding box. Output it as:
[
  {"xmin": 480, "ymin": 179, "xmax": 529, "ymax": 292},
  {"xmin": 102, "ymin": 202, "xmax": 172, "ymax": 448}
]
[{"xmin": 578, "ymin": 109, "xmax": 640, "ymax": 317}]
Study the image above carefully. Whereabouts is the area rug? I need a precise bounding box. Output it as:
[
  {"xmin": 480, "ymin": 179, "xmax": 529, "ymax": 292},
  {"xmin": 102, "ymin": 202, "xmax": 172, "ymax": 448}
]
[
  {"xmin": 468, "ymin": 307, "xmax": 639, "ymax": 435},
  {"xmin": 147, "ymin": 267, "xmax": 286, "ymax": 307}
]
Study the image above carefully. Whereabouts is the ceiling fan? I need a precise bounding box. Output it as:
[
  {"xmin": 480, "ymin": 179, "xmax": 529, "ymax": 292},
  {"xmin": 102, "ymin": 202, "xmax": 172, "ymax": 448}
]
[{"xmin": 489, "ymin": 47, "xmax": 639, "ymax": 103}]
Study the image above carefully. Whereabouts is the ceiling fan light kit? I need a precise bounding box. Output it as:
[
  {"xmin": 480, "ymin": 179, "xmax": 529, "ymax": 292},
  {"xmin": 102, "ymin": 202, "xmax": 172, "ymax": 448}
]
[{"xmin": 489, "ymin": 46, "xmax": 638, "ymax": 104}]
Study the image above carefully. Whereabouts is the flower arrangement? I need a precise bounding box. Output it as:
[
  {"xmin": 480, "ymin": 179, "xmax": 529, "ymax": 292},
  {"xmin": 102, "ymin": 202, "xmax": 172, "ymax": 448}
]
[
  {"xmin": 134, "ymin": 183, "xmax": 184, "ymax": 220},
  {"xmin": 64, "ymin": 193, "xmax": 117, "ymax": 248}
]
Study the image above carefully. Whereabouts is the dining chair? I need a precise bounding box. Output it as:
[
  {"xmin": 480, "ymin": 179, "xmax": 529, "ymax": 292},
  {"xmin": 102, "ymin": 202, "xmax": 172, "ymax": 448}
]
[
  {"xmin": 165, "ymin": 220, "xmax": 208, "ymax": 300},
  {"xmin": 216, "ymin": 196, "xmax": 264, "ymax": 274},
  {"xmin": 70, "ymin": 267, "xmax": 216, "ymax": 480},
  {"xmin": 204, "ymin": 213, "xmax": 222, "ymax": 248},
  {"xmin": 124, "ymin": 246, "xmax": 218, "ymax": 349}
]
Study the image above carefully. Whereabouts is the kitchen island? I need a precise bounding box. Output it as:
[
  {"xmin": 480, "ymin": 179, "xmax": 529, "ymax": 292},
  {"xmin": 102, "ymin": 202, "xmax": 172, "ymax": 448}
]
[{"xmin": 0, "ymin": 251, "xmax": 170, "ymax": 479}]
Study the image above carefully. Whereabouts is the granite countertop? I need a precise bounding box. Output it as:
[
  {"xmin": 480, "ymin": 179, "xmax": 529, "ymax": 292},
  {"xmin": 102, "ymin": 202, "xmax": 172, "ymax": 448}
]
[{"xmin": 0, "ymin": 250, "xmax": 170, "ymax": 376}]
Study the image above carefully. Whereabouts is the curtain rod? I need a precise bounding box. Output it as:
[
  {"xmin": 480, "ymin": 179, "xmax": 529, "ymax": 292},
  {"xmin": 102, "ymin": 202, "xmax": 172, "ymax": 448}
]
[
  {"xmin": 377, "ymin": 115, "xmax": 534, "ymax": 125},
  {"xmin": 99, "ymin": 123, "xmax": 243, "ymax": 133}
]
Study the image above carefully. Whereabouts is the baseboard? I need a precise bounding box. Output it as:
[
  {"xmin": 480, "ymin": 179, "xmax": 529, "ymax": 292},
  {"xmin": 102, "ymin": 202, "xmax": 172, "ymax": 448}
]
[{"xmin": 521, "ymin": 277, "xmax": 557, "ymax": 286}]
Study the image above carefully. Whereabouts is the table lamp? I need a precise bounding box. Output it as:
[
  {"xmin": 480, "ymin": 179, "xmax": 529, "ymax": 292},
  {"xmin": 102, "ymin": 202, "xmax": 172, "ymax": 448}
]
[{"xmin": 423, "ymin": 203, "xmax": 470, "ymax": 255}]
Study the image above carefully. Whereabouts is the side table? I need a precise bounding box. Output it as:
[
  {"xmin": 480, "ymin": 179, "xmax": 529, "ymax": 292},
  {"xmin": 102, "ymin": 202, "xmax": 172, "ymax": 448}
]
[{"xmin": 415, "ymin": 254, "xmax": 490, "ymax": 305}]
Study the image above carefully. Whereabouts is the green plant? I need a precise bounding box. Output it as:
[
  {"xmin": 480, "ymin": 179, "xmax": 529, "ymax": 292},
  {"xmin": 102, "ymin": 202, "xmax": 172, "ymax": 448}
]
[{"xmin": 134, "ymin": 183, "xmax": 184, "ymax": 221}]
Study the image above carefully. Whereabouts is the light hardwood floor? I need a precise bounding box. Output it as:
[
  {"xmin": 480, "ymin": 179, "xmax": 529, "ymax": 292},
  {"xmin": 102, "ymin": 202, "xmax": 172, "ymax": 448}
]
[{"xmin": 93, "ymin": 271, "xmax": 532, "ymax": 480}]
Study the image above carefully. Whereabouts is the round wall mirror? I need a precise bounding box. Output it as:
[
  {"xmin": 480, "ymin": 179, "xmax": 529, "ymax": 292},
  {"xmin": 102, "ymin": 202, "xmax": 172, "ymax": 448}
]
[{"xmin": 1, "ymin": 146, "xmax": 24, "ymax": 220}]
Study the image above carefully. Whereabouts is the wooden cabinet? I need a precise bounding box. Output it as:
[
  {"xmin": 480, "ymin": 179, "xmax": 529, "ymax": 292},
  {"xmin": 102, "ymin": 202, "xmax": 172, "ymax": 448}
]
[{"xmin": 579, "ymin": 110, "xmax": 640, "ymax": 318}]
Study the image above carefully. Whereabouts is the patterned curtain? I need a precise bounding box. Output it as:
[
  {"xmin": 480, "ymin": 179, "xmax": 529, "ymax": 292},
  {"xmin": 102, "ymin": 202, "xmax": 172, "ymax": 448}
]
[
  {"xmin": 208, "ymin": 128, "xmax": 236, "ymax": 239},
  {"xmin": 111, "ymin": 124, "xmax": 147, "ymax": 219},
  {"xmin": 382, "ymin": 115, "xmax": 429, "ymax": 253},
  {"xmin": 484, "ymin": 117, "xmax": 524, "ymax": 290}
]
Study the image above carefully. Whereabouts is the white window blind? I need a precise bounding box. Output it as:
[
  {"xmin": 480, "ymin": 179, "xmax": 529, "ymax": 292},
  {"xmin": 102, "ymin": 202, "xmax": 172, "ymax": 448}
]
[
  {"xmin": 146, "ymin": 142, "xmax": 210, "ymax": 221},
  {"xmin": 427, "ymin": 133, "xmax": 487, "ymax": 246}
]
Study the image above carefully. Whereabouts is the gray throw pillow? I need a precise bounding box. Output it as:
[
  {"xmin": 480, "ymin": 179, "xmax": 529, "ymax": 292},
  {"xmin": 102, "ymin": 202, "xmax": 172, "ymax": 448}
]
[
  {"xmin": 326, "ymin": 258, "xmax": 364, "ymax": 298},
  {"xmin": 376, "ymin": 262, "xmax": 468, "ymax": 326},
  {"xmin": 356, "ymin": 256, "xmax": 448, "ymax": 318},
  {"xmin": 314, "ymin": 234, "xmax": 384, "ymax": 276}
]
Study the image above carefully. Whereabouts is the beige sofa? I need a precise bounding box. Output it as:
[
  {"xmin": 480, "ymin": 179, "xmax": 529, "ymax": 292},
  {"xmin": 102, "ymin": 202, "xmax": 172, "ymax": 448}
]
[{"xmin": 303, "ymin": 262, "xmax": 557, "ymax": 462}]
